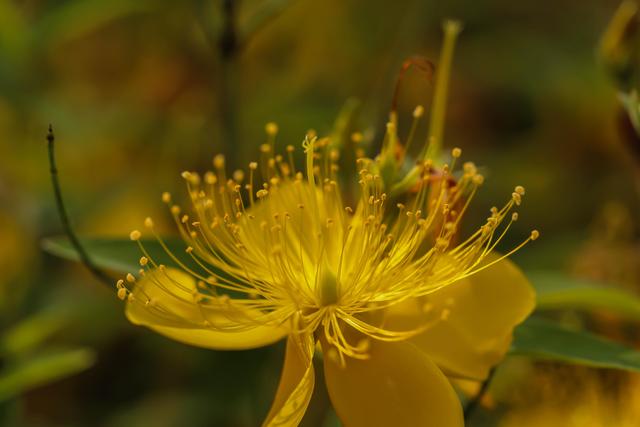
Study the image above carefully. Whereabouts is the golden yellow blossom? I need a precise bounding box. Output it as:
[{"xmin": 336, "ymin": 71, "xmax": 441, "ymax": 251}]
[
  {"xmin": 118, "ymin": 123, "xmax": 536, "ymax": 426},
  {"xmin": 117, "ymin": 21, "xmax": 536, "ymax": 427}
]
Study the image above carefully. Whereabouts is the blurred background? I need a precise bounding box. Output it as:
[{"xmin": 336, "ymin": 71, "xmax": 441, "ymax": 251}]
[{"xmin": 1, "ymin": 0, "xmax": 639, "ymax": 426}]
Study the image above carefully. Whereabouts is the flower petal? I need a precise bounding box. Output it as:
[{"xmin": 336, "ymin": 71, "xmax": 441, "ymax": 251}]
[
  {"xmin": 126, "ymin": 268, "xmax": 287, "ymax": 350},
  {"xmin": 263, "ymin": 333, "xmax": 315, "ymax": 427},
  {"xmin": 322, "ymin": 340, "xmax": 463, "ymax": 427},
  {"xmin": 387, "ymin": 255, "xmax": 535, "ymax": 380}
]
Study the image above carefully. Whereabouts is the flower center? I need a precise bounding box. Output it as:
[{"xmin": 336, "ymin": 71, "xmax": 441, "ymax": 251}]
[{"xmin": 318, "ymin": 261, "xmax": 339, "ymax": 306}]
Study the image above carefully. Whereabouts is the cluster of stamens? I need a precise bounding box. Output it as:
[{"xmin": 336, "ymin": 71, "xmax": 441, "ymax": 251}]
[{"xmin": 117, "ymin": 118, "xmax": 539, "ymax": 362}]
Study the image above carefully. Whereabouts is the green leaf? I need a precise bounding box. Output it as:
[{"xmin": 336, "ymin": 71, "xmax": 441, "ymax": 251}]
[
  {"xmin": 0, "ymin": 348, "xmax": 96, "ymax": 401},
  {"xmin": 532, "ymin": 271, "xmax": 640, "ymax": 320},
  {"xmin": 1, "ymin": 311, "xmax": 70, "ymax": 356},
  {"xmin": 240, "ymin": 0, "xmax": 298, "ymax": 43},
  {"xmin": 35, "ymin": 0, "xmax": 156, "ymax": 48},
  {"xmin": 41, "ymin": 236, "xmax": 198, "ymax": 274},
  {"xmin": 511, "ymin": 317, "xmax": 640, "ymax": 372}
]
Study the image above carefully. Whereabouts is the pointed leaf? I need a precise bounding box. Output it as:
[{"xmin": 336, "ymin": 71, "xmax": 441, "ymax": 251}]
[
  {"xmin": 41, "ymin": 236, "xmax": 196, "ymax": 274},
  {"xmin": 511, "ymin": 317, "xmax": 640, "ymax": 372},
  {"xmin": 0, "ymin": 348, "xmax": 96, "ymax": 401},
  {"xmin": 532, "ymin": 271, "xmax": 640, "ymax": 320}
]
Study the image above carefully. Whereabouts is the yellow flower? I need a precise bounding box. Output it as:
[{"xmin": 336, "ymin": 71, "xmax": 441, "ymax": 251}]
[
  {"xmin": 117, "ymin": 21, "xmax": 537, "ymax": 427},
  {"xmin": 118, "ymin": 117, "xmax": 536, "ymax": 426}
]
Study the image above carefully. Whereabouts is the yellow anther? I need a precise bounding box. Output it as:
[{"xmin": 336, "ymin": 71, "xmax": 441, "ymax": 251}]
[
  {"xmin": 189, "ymin": 173, "xmax": 200, "ymax": 185},
  {"xmin": 436, "ymin": 238, "xmax": 449, "ymax": 250},
  {"xmin": 204, "ymin": 171, "xmax": 217, "ymax": 185},
  {"xmin": 256, "ymin": 189, "xmax": 269, "ymax": 198},
  {"xmin": 117, "ymin": 287, "xmax": 128, "ymax": 300},
  {"xmin": 213, "ymin": 154, "xmax": 225, "ymax": 169},
  {"xmin": 514, "ymin": 185, "xmax": 525, "ymax": 195},
  {"xmin": 233, "ymin": 170, "xmax": 244, "ymax": 182},
  {"xmin": 512, "ymin": 212, "xmax": 519, "ymax": 221},
  {"xmin": 249, "ymin": 162, "xmax": 258, "ymax": 170},
  {"xmin": 129, "ymin": 230, "xmax": 141, "ymax": 241},
  {"xmin": 260, "ymin": 143, "xmax": 271, "ymax": 153},
  {"xmin": 144, "ymin": 217, "xmax": 154, "ymax": 228},
  {"xmin": 463, "ymin": 162, "xmax": 477, "ymax": 174},
  {"xmin": 181, "ymin": 215, "xmax": 189, "ymax": 224},
  {"xmin": 186, "ymin": 246, "xmax": 193, "ymax": 253},
  {"xmin": 286, "ymin": 145, "xmax": 295, "ymax": 153},
  {"xmin": 413, "ymin": 105, "xmax": 424, "ymax": 118},
  {"xmin": 116, "ymin": 279, "xmax": 124, "ymax": 288},
  {"xmin": 386, "ymin": 121, "xmax": 396, "ymax": 134},
  {"xmin": 531, "ymin": 230, "xmax": 540, "ymax": 240},
  {"xmin": 265, "ymin": 122, "xmax": 278, "ymax": 136},
  {"xmin": 126, "ymin": 273, "xmax": 136, "ymax": 283},
  {"xmin": 162, "ymin": 192, "xmax": 171, "ymax": 203},
  {"xmin": 139, "ymin": 256, "xmax": 148, "ymax": 266},
  {"xmin": 512, "ymin": 192, "xmax": 522, "ymax": 206},
  {"xmin": 170, "ymin": 205, "xmax": 180, "ymax": 215},
  {"xmin": 452, "ymin": 147, "xmax": 462, "ymax": 158}
]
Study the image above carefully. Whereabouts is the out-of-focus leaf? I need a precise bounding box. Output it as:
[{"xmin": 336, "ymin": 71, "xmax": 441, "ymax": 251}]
[
  {"xmin": 240, "ymin": 0, "xmax": 299, "ymax": 43},
  {"xmin": 511, "ymin": 317, "xmax": 640, "ymax": 372},
  {"xmin": 0, "ymin": 1, "xmax": 29, "ymax": 60},
  {"xmin": 598, "ymin": 0, "xmax": 639, "ymax": 90},
  {"xmin": 620, "ymin": 90, "xmax": 640, "ymax": 135},
  {"xmin": 0, "ymin": 348, "xmax": 96, "ymax": 401},
  {"xmin": 531, "ymin": 271, "xmax": 640, "ymax": 320},
  {"xmin": 41, "ymin": 236, "xmax": 195, "ymax": 274},
  {"xmin": 1, "ymin": 311, "xmax": 69, "ymax": 356},
  {"xmin": 36, "ymin": 0, "xmax": 156, "ymax": 48}
]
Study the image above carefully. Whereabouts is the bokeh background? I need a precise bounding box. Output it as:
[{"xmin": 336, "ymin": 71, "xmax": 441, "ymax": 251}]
[{"xmin": 1, "ymin": 0, "xmax": 639, "ymax": 426}]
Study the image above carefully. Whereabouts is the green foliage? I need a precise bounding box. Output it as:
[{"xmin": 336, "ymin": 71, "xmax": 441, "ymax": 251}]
[
  {"xmin": 532, "ymin": 271, "xmax": 640, "ymax": 320},
  {"xmin": 1, "ymin": 311, "xmax": 70, "ymax": 356},
  {"xmin": 35, "ymin": 0, "xmax": 156, "ymax": 48},
  {"xmin": 42, "ymin": 236, "xmax": 194, "ymax": 275},
  {"xmin": 0, "ymin": 348, "xmax": 96, "ymax": 402},
  {"xmin": 511, "ymin": 317, "xmax": 640, "ymax": 372}
]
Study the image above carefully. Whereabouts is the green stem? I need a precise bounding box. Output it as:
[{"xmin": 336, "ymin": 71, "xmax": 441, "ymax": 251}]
[{"xmin": 47, "ymin": 125, "xmax": 113, "ymax": 287}]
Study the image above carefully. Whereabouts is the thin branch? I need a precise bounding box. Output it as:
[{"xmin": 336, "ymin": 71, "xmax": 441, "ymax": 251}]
[
  {"xmin": 219, "ymin": 0, "xmax": 239, "ymax": 60},
  {"xmin": 215, "ymin": 0, "xmax": 239, "ymax": 166},
  {"xmin": 463, "ymin": 366, "xmax": 497, "ymax": 423},
  {"xmin": 47, "ymin": 125, "xmax": 114, "ymax": 287}
]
